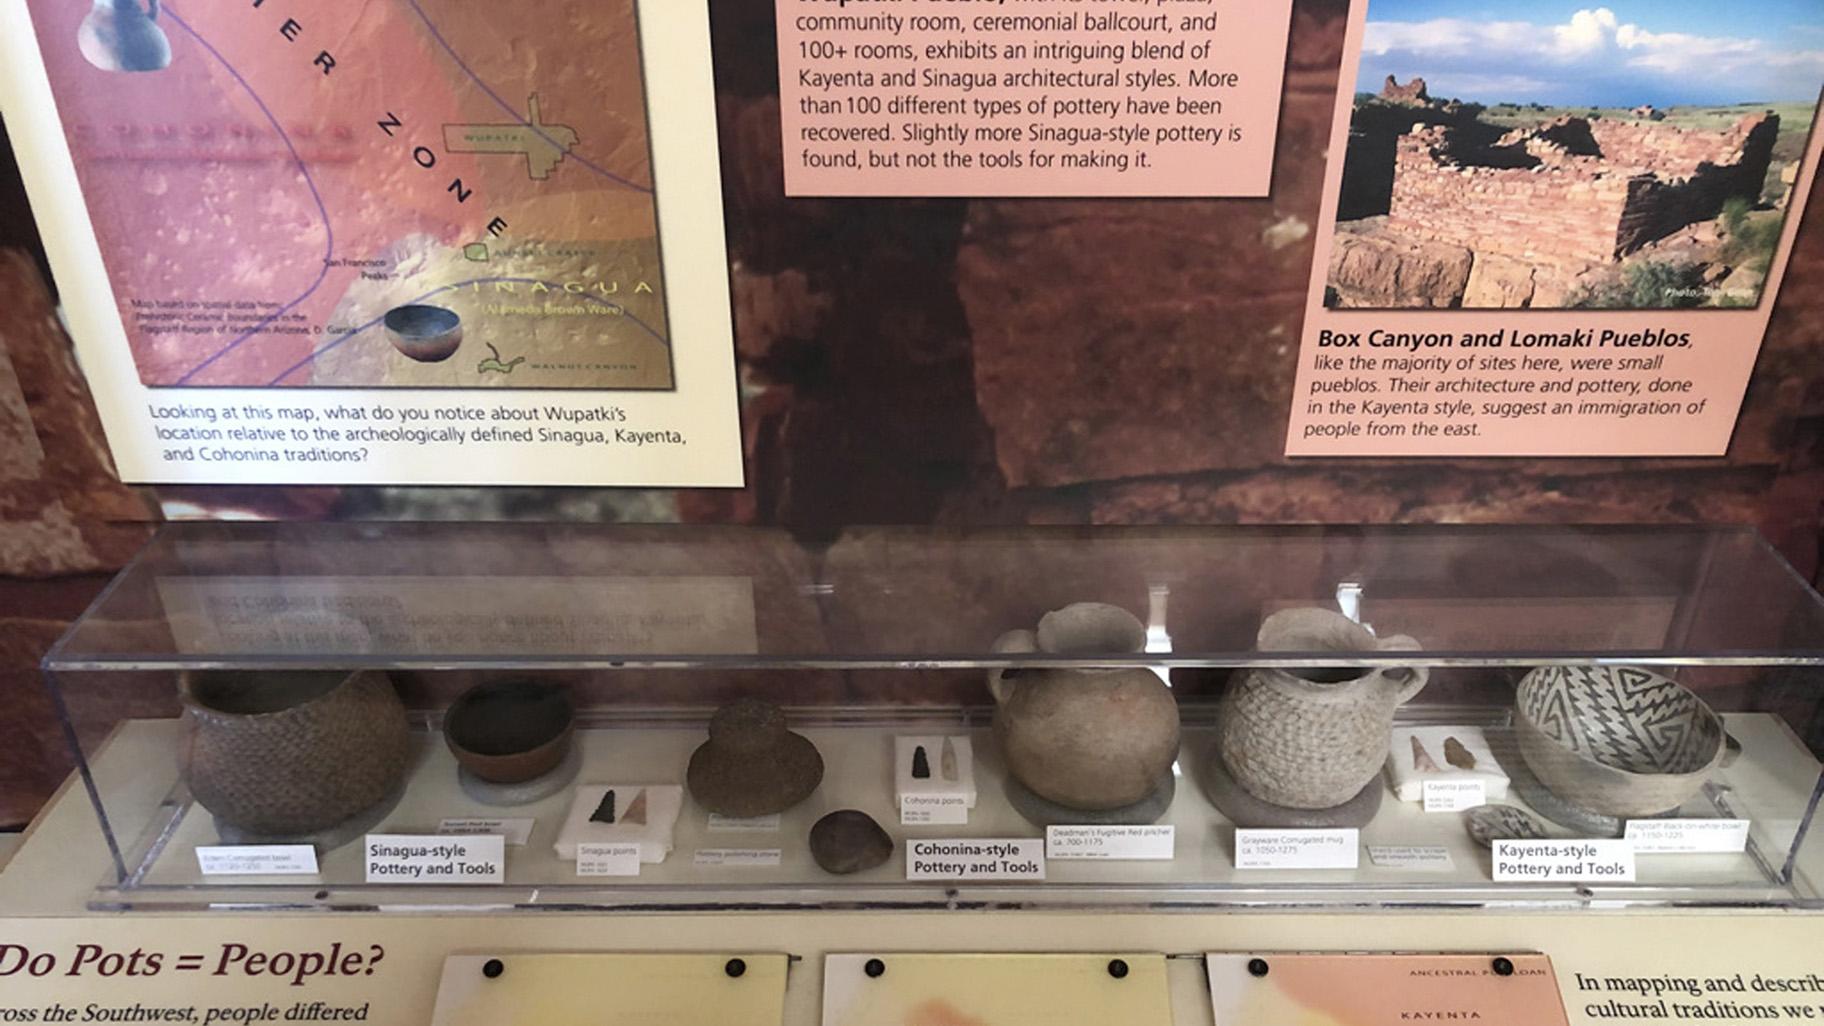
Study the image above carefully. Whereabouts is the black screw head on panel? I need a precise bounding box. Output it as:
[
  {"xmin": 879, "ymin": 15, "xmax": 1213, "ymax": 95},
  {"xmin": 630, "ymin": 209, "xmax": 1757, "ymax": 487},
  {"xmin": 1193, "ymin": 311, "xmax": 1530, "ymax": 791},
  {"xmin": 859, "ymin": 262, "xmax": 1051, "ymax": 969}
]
[
  {"xmin": 1247, "ymin": 958, "xmax": 1270, "ymax": 978},
  {"xmin": 725, "ymin": 958, "xmax": 747, "ymax": 978},
  {"xmin": 864, "ymin": 958, "xmax": 887, "ymax": 978},
  {"xmin": 1107, "ymin": 959, "xmax": 1129, "ymax": 979},
  {"xmin": 1493, "ymin": 957, "xmax": 1515, "ymax": 977},
  {"xmin": 482, "ymin": 959, "xmax": 504, "ymax": 979}
]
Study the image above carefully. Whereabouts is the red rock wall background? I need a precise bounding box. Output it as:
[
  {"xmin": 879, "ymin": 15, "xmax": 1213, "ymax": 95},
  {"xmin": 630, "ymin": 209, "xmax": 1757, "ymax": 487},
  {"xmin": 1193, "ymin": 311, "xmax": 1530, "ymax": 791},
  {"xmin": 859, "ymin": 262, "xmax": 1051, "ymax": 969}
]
[{"xmin": 4, "ymin": 0, "xmax": 1824, "ymax": 826}]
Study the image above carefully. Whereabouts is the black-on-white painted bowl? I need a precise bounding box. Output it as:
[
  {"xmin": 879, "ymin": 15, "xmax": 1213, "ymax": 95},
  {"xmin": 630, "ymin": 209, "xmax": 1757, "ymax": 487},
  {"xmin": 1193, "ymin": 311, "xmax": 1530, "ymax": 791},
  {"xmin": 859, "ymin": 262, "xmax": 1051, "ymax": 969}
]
[{"xmin": 1515, "ymin": 666, "xmax": 1735, "ymax": 817}]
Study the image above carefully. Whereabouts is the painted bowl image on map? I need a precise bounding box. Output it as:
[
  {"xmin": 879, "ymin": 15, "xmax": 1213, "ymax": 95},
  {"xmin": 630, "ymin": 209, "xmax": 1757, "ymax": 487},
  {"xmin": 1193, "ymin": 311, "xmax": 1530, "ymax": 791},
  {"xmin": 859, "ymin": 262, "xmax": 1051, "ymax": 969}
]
[{"xmin": 384, "ymin": 304, "xmax": 463, "ymax": 363}]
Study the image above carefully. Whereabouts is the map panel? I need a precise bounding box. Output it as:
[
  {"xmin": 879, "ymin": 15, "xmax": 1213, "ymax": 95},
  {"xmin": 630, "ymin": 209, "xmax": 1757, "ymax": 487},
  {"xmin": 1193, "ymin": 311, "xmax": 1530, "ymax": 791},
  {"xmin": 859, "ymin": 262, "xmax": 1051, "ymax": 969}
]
[{"xmin": 28, "ymin": 0, "xmax": 671, "ymax": 390}]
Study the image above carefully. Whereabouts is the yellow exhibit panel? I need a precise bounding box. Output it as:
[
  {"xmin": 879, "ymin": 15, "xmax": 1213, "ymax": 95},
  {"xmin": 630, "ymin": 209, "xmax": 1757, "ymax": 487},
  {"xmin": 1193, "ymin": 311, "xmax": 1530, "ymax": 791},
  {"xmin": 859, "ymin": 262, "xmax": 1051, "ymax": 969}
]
[
  {"xmin": 821, "ymin": 952, "xmax": 1173, "ymax": 1026},
  {"xmin": 429, "ymin": 952, "xmax": 789, "ymax": 1026}
]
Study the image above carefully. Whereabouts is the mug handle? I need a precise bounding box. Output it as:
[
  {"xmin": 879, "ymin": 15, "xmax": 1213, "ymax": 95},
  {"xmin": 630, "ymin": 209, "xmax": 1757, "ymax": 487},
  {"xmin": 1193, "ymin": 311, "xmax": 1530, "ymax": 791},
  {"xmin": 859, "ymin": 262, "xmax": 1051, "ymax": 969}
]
[
  {"xmin": 145, "ymin": 0, "xmax": 159, "ymax": 20},
  {"xmin": 988, "ymin": 628, "xmax": 1038, "ymax": 705},
  {"xmin": 1376, "ymin": 633, "xmax": 1430, "ymax": 704}
]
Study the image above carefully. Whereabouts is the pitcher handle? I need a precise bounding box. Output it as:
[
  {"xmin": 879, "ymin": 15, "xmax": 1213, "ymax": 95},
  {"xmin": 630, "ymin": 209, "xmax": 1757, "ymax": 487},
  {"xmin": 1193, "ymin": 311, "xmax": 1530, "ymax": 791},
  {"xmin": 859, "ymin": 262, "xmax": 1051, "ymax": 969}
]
[
  {"xmin": 146, "ymin": 0, "xmax": 159, "ymax": 21},
  {"xmin": 1376, "ymin": 633, "xmax": 1430, "ymax": 704},
  {"xmin": 988, "ymin": 628, "xmax": 1038, "ymax": 705}
]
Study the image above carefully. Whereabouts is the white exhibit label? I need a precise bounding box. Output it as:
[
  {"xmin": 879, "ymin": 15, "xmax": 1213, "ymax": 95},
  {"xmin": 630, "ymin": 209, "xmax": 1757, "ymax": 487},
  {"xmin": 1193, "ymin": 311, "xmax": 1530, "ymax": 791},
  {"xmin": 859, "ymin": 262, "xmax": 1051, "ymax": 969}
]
[
  {"xmin": 1423, "ymin": 779, "xmax": 1487, "ymax": 812},
  {"xmin": 901, "ymin": 794, "xmax": 970, "ymax": 826},
  {"xmin": 1367, "ymin": 845, "xmax": 1456, "ymax": 871},
  {"xmin": 438, "ymin": 818, "xmax": 535, "ymax": 847},
  {"xmin": 195, "ymin": 845, "xmax": 319, "ymax": 877},
  {"xmin": 364, "ymin": 835, "xmax": 505, "ymax": 885},
  {"xmin": 1625, "ymin": 819, "xmax": 1751, "ymax": 854},
  {"xmin": 575, "ymin": 843, "xmax": 643, "ymax": 877},
  {"xmin": 905, "ymin": 839, "xmax": 1046, "ymax": 881},
  {"xmin": 693, "ymin": 848, "xmax": 783, "ymax": 867},
  {"xmin": 707, "ymin": 813, "xmax": 782, "ymax": 833},
  {"xmin": 1046, "ymin": 825, "xmax": 1175, "ymax": 861},
  {"xmin": 1494, "ymin": 839, "xmax": 1636, "ymax": 882},
  {"xmin": 1234, "ymin": 829, "xmax": 1360, "ymax": 870}
]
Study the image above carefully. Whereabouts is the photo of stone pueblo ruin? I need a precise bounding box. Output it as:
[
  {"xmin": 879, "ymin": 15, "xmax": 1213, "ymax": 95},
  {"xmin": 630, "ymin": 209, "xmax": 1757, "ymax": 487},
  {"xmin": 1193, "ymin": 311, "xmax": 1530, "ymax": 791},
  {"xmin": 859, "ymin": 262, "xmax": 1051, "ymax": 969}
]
[{"xmin": 1327, "ymin": 3, "xmax": 1823, "ymax": 311}]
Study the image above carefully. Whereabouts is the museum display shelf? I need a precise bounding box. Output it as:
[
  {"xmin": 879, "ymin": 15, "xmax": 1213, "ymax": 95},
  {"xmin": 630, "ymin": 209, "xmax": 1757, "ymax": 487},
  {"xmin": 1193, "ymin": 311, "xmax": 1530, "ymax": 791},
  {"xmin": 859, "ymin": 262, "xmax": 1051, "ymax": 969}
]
[{"xmin": 36, "ymin": 522, "xmax": 1824, "ymax": 912}]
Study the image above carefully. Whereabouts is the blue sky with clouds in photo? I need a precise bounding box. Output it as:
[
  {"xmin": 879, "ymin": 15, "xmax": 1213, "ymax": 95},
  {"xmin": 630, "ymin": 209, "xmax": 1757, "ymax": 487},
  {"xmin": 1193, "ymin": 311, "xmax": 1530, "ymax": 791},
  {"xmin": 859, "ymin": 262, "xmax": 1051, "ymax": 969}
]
[{"xmin": 1360, "ymin": 2, "xmax": 1824, "ymax": 107}]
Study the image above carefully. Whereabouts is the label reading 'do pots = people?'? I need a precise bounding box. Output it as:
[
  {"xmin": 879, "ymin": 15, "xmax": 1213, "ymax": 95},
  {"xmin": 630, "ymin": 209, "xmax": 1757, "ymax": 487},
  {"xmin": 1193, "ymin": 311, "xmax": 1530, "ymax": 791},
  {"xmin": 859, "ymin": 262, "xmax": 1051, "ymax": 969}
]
[
  {"xmin": 775, "ymin": 0, "xmax": 1295, "ymax": 198},
  {"xmin": 364, "ymin": 835, "xmax": 504, "ymax": 884}
]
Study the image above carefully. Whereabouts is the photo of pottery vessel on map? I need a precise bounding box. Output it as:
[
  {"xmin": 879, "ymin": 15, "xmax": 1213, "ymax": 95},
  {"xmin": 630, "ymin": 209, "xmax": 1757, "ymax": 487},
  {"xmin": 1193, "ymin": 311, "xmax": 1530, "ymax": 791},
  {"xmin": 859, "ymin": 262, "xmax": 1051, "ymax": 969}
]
[
  {"xmin": 1325, "ymin": 0, "xmax": 1824, "ymax": 311},
  {"xmin": 29, "ymin": 0, "xmax": 673, "ymax": 388}
]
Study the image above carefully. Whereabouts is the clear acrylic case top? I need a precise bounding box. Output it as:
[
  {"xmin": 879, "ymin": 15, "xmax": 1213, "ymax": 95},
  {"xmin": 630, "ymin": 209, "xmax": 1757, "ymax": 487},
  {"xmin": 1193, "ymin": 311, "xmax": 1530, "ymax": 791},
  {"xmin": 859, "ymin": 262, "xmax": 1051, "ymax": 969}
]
[{"xmin": 37, "ymin": 522, "xmax": 1824, "ymax": 911}]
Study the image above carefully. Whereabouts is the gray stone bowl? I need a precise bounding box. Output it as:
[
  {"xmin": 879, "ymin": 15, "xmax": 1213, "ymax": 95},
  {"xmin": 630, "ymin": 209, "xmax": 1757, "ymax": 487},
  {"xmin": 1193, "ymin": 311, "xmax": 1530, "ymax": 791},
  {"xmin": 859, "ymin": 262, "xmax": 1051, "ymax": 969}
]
[
  {"xmin": 384, "ymin": 304, "xmax": 463, "ymax": 363},
  {"xmin": 1515, "ymin": 666, "xmax": 1737, "ymax": 818}
]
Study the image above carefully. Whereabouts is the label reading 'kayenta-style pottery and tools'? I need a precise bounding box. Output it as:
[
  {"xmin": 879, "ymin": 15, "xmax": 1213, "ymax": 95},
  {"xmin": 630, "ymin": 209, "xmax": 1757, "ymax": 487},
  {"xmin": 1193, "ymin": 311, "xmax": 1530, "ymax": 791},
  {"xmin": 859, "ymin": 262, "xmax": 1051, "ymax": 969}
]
[{"xmin": 1494, "ymin": 839, "xmax": 1635, "ymax": 882}]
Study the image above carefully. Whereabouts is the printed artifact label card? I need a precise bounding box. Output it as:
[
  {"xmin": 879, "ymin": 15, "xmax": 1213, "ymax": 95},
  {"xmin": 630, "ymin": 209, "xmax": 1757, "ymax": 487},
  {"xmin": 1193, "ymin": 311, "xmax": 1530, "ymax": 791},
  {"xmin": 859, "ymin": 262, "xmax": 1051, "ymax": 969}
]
[
  {"xmin": 1047, "ymin": 825, "xmax": 1175, "ymax": 861},
  {"xmin": 1625, "ymin": 819, "xmax": 1751, "ymax": 854},
  {"xmin": 1287, "ymin": 0, "xmax": 1824, "ymax": 456},
  {"xmin": 1235, "ymin": 829, "xmax": 1360, "ymax": 870},
  {"xmin": 575, "ymin": 843, "xmax": 643, "ymax": 877},
  {"xmin": 437, "ymin": 818, "xmax": 535, "ymax": 847},
  {"xmin": 776, "ymin": 0, "xmax": 1294, "ymax": 197},
  {"xmin": 195, "ymin": 845, "xmax": 319, "ymax": 877},
  {"xmin": 1208, "ymin": 953, "xmax": 1570, "ymax": 1025},
  {"xmin": 1, "ymin": 0, "xmax": 741, "ymax": 485}
]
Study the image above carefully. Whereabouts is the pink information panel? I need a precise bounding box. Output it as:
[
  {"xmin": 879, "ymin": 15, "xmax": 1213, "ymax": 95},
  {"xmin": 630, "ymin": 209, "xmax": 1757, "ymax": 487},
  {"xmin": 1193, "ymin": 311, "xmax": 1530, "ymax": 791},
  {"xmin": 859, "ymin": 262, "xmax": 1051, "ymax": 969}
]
[
  {"xmin": 1286, "ymin": 0, "xmax": 1824, "ymax": 457},
  {"xmin": 776, "ymin": 0, "xmax": 1294, "ymax": 197}
]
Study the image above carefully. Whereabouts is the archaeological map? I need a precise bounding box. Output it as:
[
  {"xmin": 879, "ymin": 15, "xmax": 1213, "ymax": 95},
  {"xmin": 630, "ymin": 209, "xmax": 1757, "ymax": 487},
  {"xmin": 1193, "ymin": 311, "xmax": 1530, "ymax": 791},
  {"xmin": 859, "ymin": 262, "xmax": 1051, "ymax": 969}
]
[{"xmin": 27, "ymin": 0, "xmax": 673, "ymax": 390}]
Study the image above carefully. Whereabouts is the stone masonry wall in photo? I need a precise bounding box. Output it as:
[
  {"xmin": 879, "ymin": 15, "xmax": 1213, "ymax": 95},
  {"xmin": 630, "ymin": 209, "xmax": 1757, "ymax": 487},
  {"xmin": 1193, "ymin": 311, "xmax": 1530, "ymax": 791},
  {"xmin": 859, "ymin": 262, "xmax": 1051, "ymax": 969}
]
[{"xmin": 1389, "ymin": 114, "xmax": 1780, "ymax": 271}]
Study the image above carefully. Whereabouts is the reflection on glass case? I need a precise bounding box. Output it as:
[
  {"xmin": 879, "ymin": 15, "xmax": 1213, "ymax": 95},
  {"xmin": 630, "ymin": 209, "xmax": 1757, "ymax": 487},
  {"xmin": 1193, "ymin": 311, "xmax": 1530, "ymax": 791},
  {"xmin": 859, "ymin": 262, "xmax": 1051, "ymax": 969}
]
[{"xmin": 38, "ymin": 522, "xmax": 1824, "ymax": 911}]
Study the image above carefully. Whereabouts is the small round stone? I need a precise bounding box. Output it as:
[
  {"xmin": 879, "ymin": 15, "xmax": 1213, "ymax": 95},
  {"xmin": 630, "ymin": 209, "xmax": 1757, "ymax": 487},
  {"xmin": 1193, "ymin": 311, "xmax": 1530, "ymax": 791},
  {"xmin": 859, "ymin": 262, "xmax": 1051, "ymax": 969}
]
[{"xmin": 809, "ymin": 810, "xmax": 894, "ymax": 875}]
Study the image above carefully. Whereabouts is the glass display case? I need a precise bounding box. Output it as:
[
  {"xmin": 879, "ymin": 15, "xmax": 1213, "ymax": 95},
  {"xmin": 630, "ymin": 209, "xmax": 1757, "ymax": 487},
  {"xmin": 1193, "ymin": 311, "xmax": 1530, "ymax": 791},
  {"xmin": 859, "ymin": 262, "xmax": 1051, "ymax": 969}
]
[{"xmin": 39, "ymin": 522, "xmax": 1824, "ymax": 911}]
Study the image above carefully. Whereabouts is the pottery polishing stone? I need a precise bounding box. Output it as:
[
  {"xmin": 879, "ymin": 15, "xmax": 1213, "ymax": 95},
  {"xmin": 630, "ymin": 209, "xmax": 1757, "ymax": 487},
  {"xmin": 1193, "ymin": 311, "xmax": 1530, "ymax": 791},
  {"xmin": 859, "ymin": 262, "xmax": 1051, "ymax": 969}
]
[
  {"xmin": 894, "ymin": 735, "xmax": 976, "ymax": 808},
  {"xmin": 554, "ymin": 784, "xmax": 683, "ymax": 864},
  {"xmin": 1387, "ymin": 726, "xmax": 1510, "ymax": 803}
]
